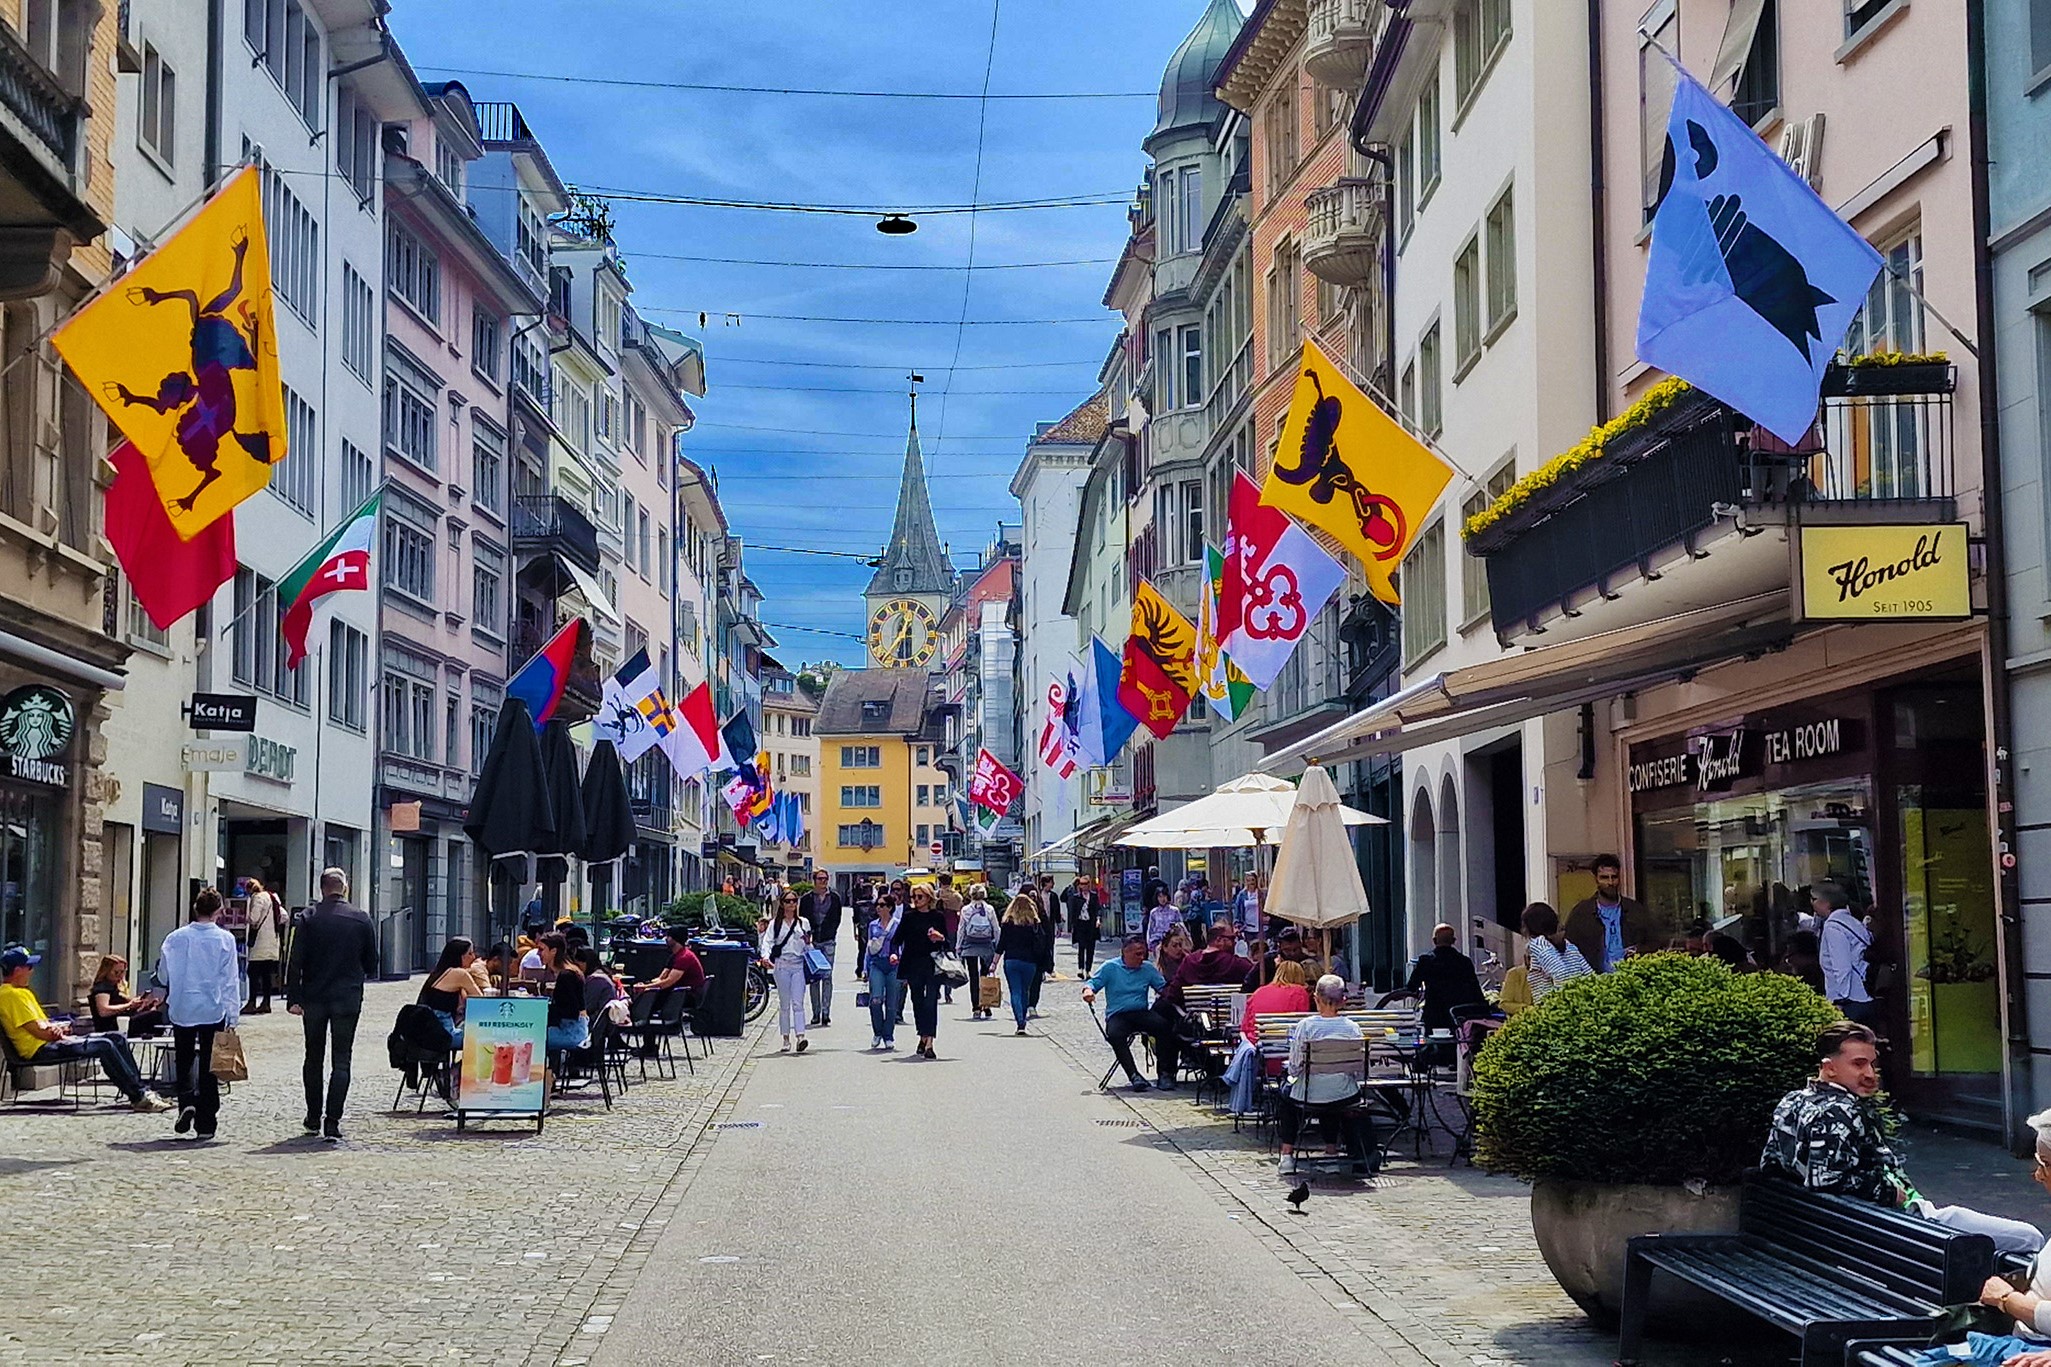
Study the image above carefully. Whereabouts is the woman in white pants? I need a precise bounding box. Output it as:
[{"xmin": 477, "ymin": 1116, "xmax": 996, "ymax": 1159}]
[{"xmin": 758, "ymin": 889, "xmax": 813, "ymax": 1053}]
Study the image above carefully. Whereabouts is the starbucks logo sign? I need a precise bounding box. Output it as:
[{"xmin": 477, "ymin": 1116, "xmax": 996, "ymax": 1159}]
[{"xmin": 0, "ymin": 685, "xmax": 74, "ymax": 785}]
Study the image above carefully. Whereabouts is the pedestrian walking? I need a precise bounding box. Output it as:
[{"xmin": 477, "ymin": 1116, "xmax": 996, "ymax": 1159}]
[
  {"xmin": 852, "ymin": 879, "xmax": 877, "ymax": 980},
  {"xmin": 285, "ymin": 867, "xmax": 378, "ymax": 1143},
  {"xmin": 893, "ymin": 883, "xmax": 950, "ymax": 1059},
  {"xmin": 934, "ymin": 873, "xmax": 964, "ymax": 1005},
  {"xmin": 242, "ymin": 876, "xmax": 283, "ymax": 1013},
  {"xmin": 1030, "ymin": 881, "xmax": 1059, "ymax": 1017},
  {"xmin": 1067, "ymin": 878, "xmax": 1102, "ymax": 977},
  {"xmin": 1815, "ymin": 881, "xmax": 1880, "ymax": 1028},
  {"xmin": 956, "ymin": 883, "xmax": 1000, "ymax": 1021},
  {"xmin": 799, "ymin": 871, "xmax": 844, "ymax": 1028},
  {"xmin": 758, "ymin": 888, "xmax": 812, "ymax": 1053},
  {"xmin": 996, "ymin": 893, "xmax": 1042, "ymax": 1035},
  {"xmin": 888, "ymin": 878, "xmax": 912, "ymax": 1025},
  {"xmin": 865, "ymin": 891, "xmax": 903, "ymax": 1051},
  {"xmin": 158, "ymin": 886, "xmax": 242, "ymax": 1142}
]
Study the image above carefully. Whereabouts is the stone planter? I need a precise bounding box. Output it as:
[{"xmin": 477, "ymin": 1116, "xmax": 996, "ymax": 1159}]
[{"xmin": 1529, "ymin": 1178, "xmax": 1741, "ymax": 1330}]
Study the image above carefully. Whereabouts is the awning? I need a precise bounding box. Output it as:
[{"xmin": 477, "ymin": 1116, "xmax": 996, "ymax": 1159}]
[
  {"xmin": 1261, "ymin": 593, "xmax": 1797, "ymax": 772},
  {"xmin": 1023, "ymin": 817, "xmax": 1111, "ymax": 866},
  {"xmin": 555, "ymin": 553, "xmax": 622, "ymax": 625},
  {"xmin": 1076, "ymin": 811, "xmax": 1145, "ymax": 856}
]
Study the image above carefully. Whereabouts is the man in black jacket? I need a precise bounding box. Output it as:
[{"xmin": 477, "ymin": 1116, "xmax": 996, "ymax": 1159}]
[
  {"xmin": 1402, "ymin": 924, "xmax": 1488, "ymax": 1032},
  {"xmin": 798, "ymin": 870, "xmax": 843, "ymax": 1027},
  {"xmin": 286, "ymin": 868, "xmax": 378, "ymax": 1142}
]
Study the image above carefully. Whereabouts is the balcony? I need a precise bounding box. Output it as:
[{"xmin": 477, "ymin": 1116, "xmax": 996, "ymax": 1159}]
[
  {"xmin": 1303, "ymin": 0, "xmax": 1381, "ymax": 87},
  {"xmin": 510, "ymin": 493, "xmax": 600, "ymax": 574},
  {"xmin": 1470, "ymin": 365, "xmax": 1958, "ymax": 645},
  {"xmin": 1303, "ymin": 178, "xmax": 1380, "ymax": 289}
]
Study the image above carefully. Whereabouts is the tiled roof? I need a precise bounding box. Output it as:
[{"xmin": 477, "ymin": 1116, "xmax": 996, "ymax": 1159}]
[
  {"xmin": 1038, "ymin": 390, "xmax": 1110, "ymax": 446},
  {"xmin": 815, "ymin": 669, "xmax": 935, "ymax": 736}
]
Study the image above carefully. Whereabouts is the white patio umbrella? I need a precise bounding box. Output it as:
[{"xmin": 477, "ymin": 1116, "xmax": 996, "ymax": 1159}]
[
  {"xmin": 1112, "ymin": 771, "xmax": 1384, "ymax": 851},
  {"xmin": 1266, "ymin": 763, "xmax": 1373, "ymax": 930}
]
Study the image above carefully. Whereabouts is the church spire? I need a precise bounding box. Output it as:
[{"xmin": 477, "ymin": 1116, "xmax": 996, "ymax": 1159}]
[{"xmin": 865, "ymin": 380, "xmax": 954, "ymax": 598}]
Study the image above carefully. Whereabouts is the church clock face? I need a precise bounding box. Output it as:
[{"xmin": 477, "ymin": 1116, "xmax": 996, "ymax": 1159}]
[{"xmin": 868, "ymin": 597, "xmax": 938, "ymax": 668}]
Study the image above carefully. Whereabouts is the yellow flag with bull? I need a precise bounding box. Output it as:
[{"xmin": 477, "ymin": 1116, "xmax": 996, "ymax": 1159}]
[
  {"xmin": 1260, "ymin": 337, "xmax": 1453, "ymax": 605},
  {"xmin": 53, "ymin": 165, "xmax": 286, "ymax": 540}
]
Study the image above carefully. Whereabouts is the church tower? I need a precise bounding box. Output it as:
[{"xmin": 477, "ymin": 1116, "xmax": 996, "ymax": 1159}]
[{"xmin": 863, "ymin": 382, "xmax": 954, "ymax": 669}]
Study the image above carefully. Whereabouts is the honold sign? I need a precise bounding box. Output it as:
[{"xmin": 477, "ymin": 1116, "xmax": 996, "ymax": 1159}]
[{"xmin": 1798, "ymin": 523, "xmax": 1971, "ymax": 622}]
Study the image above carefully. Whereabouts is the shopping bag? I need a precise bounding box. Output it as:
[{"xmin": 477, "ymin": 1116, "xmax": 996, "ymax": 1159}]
[
  {"xmin": 976, "ymin": 975, "xmax": 1002, "ymax": 1011},
  {"xmin": 210, "ymin": 1027, "xmax": 249, "ymax": 1082},
  {"xmin": 803, "ymin": 946, "xmax": 832, "ymax": 983}
]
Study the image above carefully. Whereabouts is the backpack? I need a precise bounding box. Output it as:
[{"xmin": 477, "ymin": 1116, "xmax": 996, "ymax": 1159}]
[{"xmin": 962, "ymin": 904, "xmax": 997, "ymax": 944}]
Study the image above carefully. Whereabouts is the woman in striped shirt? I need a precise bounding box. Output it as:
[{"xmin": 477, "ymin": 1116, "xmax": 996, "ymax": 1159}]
[{"xmin": 1520, "ymin": 902, "xmax": 1593, "ymax": 1002}]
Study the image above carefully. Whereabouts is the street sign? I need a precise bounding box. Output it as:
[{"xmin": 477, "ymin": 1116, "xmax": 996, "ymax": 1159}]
[
  {"xmin": 141, "ymin": 782, "xmax": 183, "ymax": 834},
  {"xmin": 187, "ymin": 692, "xmax": 258, "ymax": 731}
]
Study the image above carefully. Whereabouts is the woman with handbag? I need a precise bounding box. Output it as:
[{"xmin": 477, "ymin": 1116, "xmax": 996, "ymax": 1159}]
[
  {"xmin": 956, "ymin": 885, "xmax": 1001, "ymax": 1022},
  {"xmin": 996, "ymin": 894, "xmax": 1043, "ymax": 1035},
  {"xmin": 157, "ymin": 887, "xmax": 242, "ymax": 1141},
  {"xmin": 893, "ymin": 884, "xmax": 951, "ymax": 1059},
  {"xmin": 758, "ymin": 888, "xmax": 813, "ymax": 1053},
  {"xmin": 242, "ymin": 876, "xmax": 284, "ymax": 1012},
  {"xmin": 865, "ymin": 892, "xmax": 904, "ymax": 1051}
]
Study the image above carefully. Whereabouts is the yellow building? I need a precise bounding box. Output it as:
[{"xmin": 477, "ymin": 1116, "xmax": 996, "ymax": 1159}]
[{"xmin": 815, "ymin": 670, "xmax": 944, "ymax": 887}]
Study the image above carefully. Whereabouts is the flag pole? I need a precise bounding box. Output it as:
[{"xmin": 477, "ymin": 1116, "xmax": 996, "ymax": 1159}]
[{"xmin": 1312, "ymin": 338, "xmax": 1484, "ymax": 483}]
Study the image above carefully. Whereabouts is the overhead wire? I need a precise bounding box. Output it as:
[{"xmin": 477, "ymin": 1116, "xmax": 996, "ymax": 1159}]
[
  {"xmin": 625, "ymin": 250, "xmax": 1118, "ymax": 272},
  {"xmin": 414, "ymin": 64, "xmax": 1153, "ymax": 101},
  {"xmin": 932, "ymin": 0, "xmax": 1004, "ymax": 455}
]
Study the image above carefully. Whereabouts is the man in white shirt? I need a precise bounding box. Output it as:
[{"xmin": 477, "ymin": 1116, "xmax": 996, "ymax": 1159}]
[
  {"xmin": 159, "ymin": 887, "xmax": 243, "ymax": 1141},
  {"xmin": 1279, "ymin": 974, "xmax": 1370, "ymax": 1177},
  {"xmin": 1814, "ymin": 881, "xmax": 1879, "ymax": 1028}
]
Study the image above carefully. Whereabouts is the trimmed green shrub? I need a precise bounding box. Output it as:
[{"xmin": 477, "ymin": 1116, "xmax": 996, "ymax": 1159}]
[
  {"xmin": 662, "ymin": 894, "xmax": 764, "ymax": 931},
  {"xmin": 1470, "ymin": 954, "xmax": 1839, "ymax": 1186}
]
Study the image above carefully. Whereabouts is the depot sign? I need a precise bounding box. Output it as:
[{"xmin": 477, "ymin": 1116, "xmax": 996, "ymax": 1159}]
[{"xmin": 1798, "ymin": 523, "xmax": 1971, "ymax": 622}]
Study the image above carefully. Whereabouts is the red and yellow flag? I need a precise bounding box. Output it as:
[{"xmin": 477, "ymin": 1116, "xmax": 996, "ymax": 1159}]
[
  {"xmin": 1261, "ymin": 337, "xmax": 1453, "ymax": 605},
  {"xmin": 53, "ymin": 166, "xmax": 286, "ymax": 540},
  {"xmin": 1118, "ymin": 580, "xmax": 1199, "ymax": 740}
]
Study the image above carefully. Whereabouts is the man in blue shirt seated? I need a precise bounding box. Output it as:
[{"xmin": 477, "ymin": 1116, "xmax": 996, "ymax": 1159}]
[{"xmin": 1081, "ymin": 933, "xmax": 1179, "ymax": 1092}]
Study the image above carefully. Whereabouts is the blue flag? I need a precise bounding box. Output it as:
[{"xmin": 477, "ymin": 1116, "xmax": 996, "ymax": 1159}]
[
  {"xmin": 1076, "ymin": 634, "xmax": 1140, "ymax": 766},
  {"xmin": 1636, "ymin": 61, "xmax": 1882, "ymax": 444}
]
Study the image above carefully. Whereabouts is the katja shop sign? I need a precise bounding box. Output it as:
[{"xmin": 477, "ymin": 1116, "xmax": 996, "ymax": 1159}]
[{"xmin": 1629, "ymin": 718, "xmax": 1849, "ymax": 794}]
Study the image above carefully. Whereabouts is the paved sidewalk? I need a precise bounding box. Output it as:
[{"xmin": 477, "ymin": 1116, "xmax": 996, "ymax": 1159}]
[
  {"xmin": 0, "ymin": 979, "xmax": 757, "ymax": 1367},
  {"xmin": 1029, "ymin": 975, "xmax": 2038, "ymax": 1367}
]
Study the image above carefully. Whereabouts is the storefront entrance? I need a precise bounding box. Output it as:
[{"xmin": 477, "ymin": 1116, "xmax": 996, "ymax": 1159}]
[
  {"xmin": 1630, "ymin": 668, "xmax": 1999, "ymax": 1129},
  {"xmin": 0, "ymin": 783, "xmax": 59, "ymax": 1001}
]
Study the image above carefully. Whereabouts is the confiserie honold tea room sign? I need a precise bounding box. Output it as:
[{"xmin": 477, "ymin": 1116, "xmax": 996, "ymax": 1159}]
[{"xmin": 1797, "ymin": 523, "xmax": 1970, "ymax": 622}]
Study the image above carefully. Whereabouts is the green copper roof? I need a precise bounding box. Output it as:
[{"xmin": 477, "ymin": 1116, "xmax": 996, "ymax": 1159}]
[{"xmin": 1152, "ymin": 0, "xmax": 1246, "ymax": 143}]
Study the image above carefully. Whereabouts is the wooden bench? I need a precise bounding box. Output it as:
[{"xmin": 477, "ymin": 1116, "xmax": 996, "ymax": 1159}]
[{"xmin": 1618, "ymin": 1174, "xmax": 1996, "ymax": 1367}]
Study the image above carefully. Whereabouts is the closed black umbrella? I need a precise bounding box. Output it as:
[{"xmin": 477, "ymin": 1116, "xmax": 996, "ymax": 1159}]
[
  {"xmin": 580, "ymin": 738, "xmax": 637, "ymax": 919},
  {"xmin": 534, "ymin": 718, "xmax": 587, "ymax": 896},
  {"xmin": 464, "ymin": 697, "xmax": 555, "ymax": 950}
]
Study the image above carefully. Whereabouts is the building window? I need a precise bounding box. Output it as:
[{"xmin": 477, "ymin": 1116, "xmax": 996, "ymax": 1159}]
[
  {"xmin": 471, "ymin": 309, "xmax": 501, "ymax": 383},
  {"xmin": 383, "ymin": 351, "xmax": 439, "ymax": 473},
  {"xmin": 470, "ymin": 685, "xmax": 501, "ymax": 778},
  {"xmin": 120, "ymin": 571, "xmax": 170, "ymax": 651},
  {"xmin": 916, "ymin": 823, "xmax": 930, "ymax": 847},
  {"xmin": 270, "ymin": 385, "xmax": 317, "ymax": 516},
  {"xmin": 917, "ymin": 745, "xmax": 931, "ymax": 765},
  {"xmin": 1726, "ymin": 0, "xmax": 1781, "ymax": 125},
  {"xmin": 1263, "ymin": 78, "xmax": 1299, "ymax": 199},
  {"xmin": 382, "ymin": 494, "xmax": 437, "ymax": 604},
  {"xmin": 381, "ymin": 644, "xmax": 440, "ymax": 763},
  {"xmin": 140, "ymin": 43, "xmax": 176, "ymax": 164},
  {"xmin": 1266, "ymin": 240, "xmax": 1302, "ymax": 371},
  {"xmin": 1395, "ymin": 123, "xmax": 1415, "ymax": 244},
  {"xmin": 339, "ymin": 439, "xmax": 373, "ymax": 514},
  {"xmin": 435, "ymin": 140, "xmax": 465, "ymax": 197},
  {"xmin": 916, "ymin": 783, "xmax": 929, "ymax": 806},
  {"xmin": 386, "ymin": 219, "xmax": 441, "ymax": 324},
  {"xmin": 1846, "ymin": 0, "xmax": 1898, "ymax": 38},
  {"xmin": 341, "ymin": 264, "xmax": 373, "ymax": 383},
  {"xmin": 1399, "ymin": 357, "xmax": 1417, "ymax": 427},
  {"xmin": 1418, "ymin": 321, "xmax": 1443, "ymax": 438},
  {"xmin": 841, "ymin": 785, "xmax": 882, "ymax": 808},
  {"xmin": 472, "ymin": 539, "xmax": 505, "ymax": 638},
  {"xmin": 1181, "ymin": 479, "xmax": 1204, "ymax": 564},
  {"xmin": 842, "ymin": 745, "xmax": 881, "ymax": 768},
  {"xmin": 1485, "ymin": 185, "xmax": 1517, "ymax": 332},
  {"xmin": 471, "ymin": 419, "xmax": 506, "ymax": 518},
  {"xmin": 1460, "ymin": 460, "xmax": 1517, "ymax": 624},
  {"xmin": 1417, "ymin": 73, "xmax": 1442, "ymax": 206},
  {"xmin": 1639, "ymin": 0, "xmax": 1679, "ymax": 221},
  {"xmin": 260, "ymin": 166, "xmax": 319, "ymax": 326},
  {"xmin": 1453, "ymin": 0, "xmax": 1512, "ymax": 112},
  {"xmin": 638, "ymin": 508, "xmax": 652, "ymax": 578},
  {"xmin": 1154, "ymin": 327, "xmax": 1175, "ymax": 411},
  {"xmin": 1453, "ymin": 234, "xmax": 1481, "ymax": 374},
  {"xmin": 336, "ymin": 87, "xmax": 377, "ymax": 200},
  {"xmin": 24, "ymin": 0, "xmax": 89, "ymax": 97},
  {"xmin": 245, "ymin": 0, "xmax": 321, "ymax": 128},
  {"xmin": 1401, "ymin": 520, "xmax": 1447, "ymax": 666},
  {"xmin": 1180, "ymin": 325, "xmax": 1203, "ymax": 410},
  {"xmin": 230, "ymin": 567, "xmax": 308, "ymax": 706},
  {"xmin": 516, "ymin": 200, "xmax": 548, "ymax": 282},
  {"xmin": 328, "ymin": 620, "xmax": 367, "ymax": 730}
]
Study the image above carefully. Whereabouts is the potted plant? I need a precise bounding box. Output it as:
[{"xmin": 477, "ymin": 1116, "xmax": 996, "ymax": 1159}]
[
  {"xmin": 1470, "ymin": 954, "xmax": 1839, "ymax": 1327},
  {"xmin": 1820, "ymin": 350, "xmax": 1954, "ymax": 398},
  {"xmin": 663, "ymin": 892, "xmax": 765, "ymax": 933}
]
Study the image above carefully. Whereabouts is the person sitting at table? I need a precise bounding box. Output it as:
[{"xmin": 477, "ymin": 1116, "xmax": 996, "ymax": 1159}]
[
  {"xmin": 1278, "ymin": 974, "xmax": 1371, "ymax": 1178},
  {"xmin": 575, "ymin": 948, "xmax": 619, "ymax": 1018},
  {"xmin": 88, "ymin": 955, "xmax": 165, "ymax": 1037},
  {"xmin": 416, "ymin": 938, "xmax": 479, "ymax": 1046},
  {"xmin": 1961, "ymin": 1108, "xmax": 2051, "ymax": 1366},
  {"xmin": 1243, "ymin": 925, "xmax": 1312, "ymax": 992},
  {"xmin": 1154, "ymin": 923, "xmax": 1192, "ymax": 983},
  {"xmin": 1398, "ymin": 924, "xmax": 1487, "ymax": 1033},
  {"xmin": 0, "ymin": 946, "xmax": 172, "ymax": 1112},
  {"xmin": 1167, "ymin": 920, "xmax": 1255, "ymax": 1007},
  {"xmin": 1221, "ymin": 959, "xmax": 1314, "ymax": 1115},
  {"xmin": 636, "ymin": 925, "xmax": 705, "ymax": 1001},
  {"xmin": 1522, "ymin": 902, "xmax": 1593, "ymax": 1003},
  {"xmin": 537, "ymin": 933, "xmax": 588, "ymax": 1055},
  {"xmin": 1081, "ymin": 934, "xmax": 1177, "ymax": 1092},
  {"xmin": 470, "ymin": 943, "xmax": 508, "ymax": 994}
]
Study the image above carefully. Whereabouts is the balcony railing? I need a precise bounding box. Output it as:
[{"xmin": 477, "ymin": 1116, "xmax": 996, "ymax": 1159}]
[
  {"xmin": 1304, "ymin": 0, "xmax": 1382, "ymax": 87},
  {"xmin": 1303, "ymin": 178, "xmax": 1380, "ymax": 289},
  {"xmin": 510, "ymin": 494, "xmax": 600, "ymax": 573},
  {"xmin": 0, "ymin": 21, "xmax": 80, "ymax": 172},
  {"xmin": 1475, "ymin": 368, "xmax": 1958, "ymax": 637},
  {"xmin": 474, "ymin": 101, "xmax": 538, "ymax": 146}
]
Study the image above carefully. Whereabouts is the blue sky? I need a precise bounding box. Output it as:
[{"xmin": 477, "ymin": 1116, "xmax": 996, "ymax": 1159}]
[{"xmin": 391, "ymin": 0, "xmax": 1220, "ymax": 667}]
